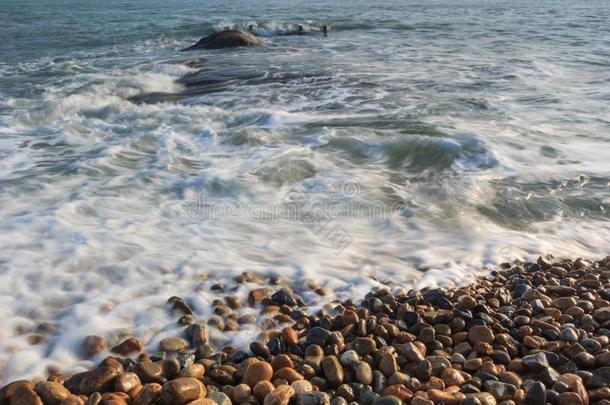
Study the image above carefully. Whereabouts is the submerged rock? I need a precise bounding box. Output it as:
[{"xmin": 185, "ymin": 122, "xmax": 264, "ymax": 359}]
[{"xmin": 183, "ymin": 30, "xmax": 263, "ymax": 51}]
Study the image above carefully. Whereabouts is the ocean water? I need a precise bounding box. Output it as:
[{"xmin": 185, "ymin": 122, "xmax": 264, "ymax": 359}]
[{"xmin": 1, "ymin": 0, "xmax": 610, "ymax": 383}]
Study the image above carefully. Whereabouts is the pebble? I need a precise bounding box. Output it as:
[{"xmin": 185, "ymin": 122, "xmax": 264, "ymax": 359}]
[
  {"xmin": 253, "ymin": 381, "xmax": 275, "ymax": 401},
  {"xmin": 114, "ymin": 372, "xmax": 141, "ymax": 393},
  {"xmin": 291, "ymin": 380, "xmax": 313, "ymax": 395},
  {"xmin": 524, "ymin": 381, "xmax": 547, "ymax": 405},
  {"xmin": 111, "ymin": 337, "xmax": 143, "ymax": 356},
  {"xmin": 468, "ymin": 326, "xmax": 494, "ymax": 345},
  {"xmin": 371, "ymin": 396, "xmax": 402, "ymax": 405},
  {"xmin": 232, "ymin": 384, "xmax": 251, "ymax": 402},
  {"xmin": 242, "ymin": 361, "xmax": 274, "ymax": 387},
  {"xmin": 350, "ymin": 338, "xmax": 376, "ymax": 355},
  {"xmin": 159, "ymin": 337, "xmax": 189, "ymax": 352},
  {"xmin": 81, "ymin": 336, "xmax": 107, "ymax": 359},
  {"xmin": 135, "ymin": 361, "xmax": 163, "ymax": 383},
  {"xmin": 64, "ymin": 366, "xmax": 120, "ymax": 395},
  {"xmin": 321, "ymin": 356, "xmax": 344, "ymax": 386},
  {"xmin": 296, "ymin": 392, "xmax": 330, "ymax": 405},
  {"xmin": 354, "ymin": 361, "xmax": 373, "ymax": 385},
  {"xmin": 158, "ymin": 378, "xmax": 205, "ymax": 405},
  {"xmin": 400, "ymin": 342, "xmax": 425, "ymax": 362},
  {"xmin": 379, "ymin": 353, "xmax": 398, "ymax": 377},
  {"xmin": 484, "ymin": 381, "xmax": 517, "ymax": 401},
  {"xmin": 34, "ymin": 382, "xmax": 70, "ymax": 405},
  {"xmin": 522, "ymin": 352, "xmax": 549, "ymax": 372},
  {"xmin": 11, "ymin": 384, "xmax": 43, "ymax": 405},
  {"xmin": 339, "ymin": 350, "xmax": 359, "ymax": 367},
  {"xmin": 263, "ymin": 384, "xmax": 294, "ymax": 405}
]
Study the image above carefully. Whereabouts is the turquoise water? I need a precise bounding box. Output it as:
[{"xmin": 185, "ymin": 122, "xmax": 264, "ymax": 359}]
[{"xmin": 1, "ymin": 0, "xmax": 610, "ymax": 382}]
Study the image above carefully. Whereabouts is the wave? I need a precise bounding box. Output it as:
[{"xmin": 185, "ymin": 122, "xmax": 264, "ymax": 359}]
[{"xmin": 321, "ymin": 133, "xmax": 498, "ymax": 173}]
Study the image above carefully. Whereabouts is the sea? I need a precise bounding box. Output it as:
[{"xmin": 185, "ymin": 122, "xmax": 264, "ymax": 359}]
[{"xmin": 0, "ymin": 0, "xmax": 609, "ymax": 383}]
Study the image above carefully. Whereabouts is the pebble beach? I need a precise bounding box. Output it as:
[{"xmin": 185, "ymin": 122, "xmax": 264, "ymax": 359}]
[
  {"xmin": 2, "ymin": 255, "xmax": 609, "ymax": 404},
  {"xmin": 3, "ymin": 0, "xmax": 610, "ymax": 403}
]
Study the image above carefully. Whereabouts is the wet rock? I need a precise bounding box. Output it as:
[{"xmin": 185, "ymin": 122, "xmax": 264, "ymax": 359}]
[
  {"xmin": 371, "ymin": 396, "xmax": 402, "ymax": 405},
  {"xmin": 111, "ymin": 337, "xmax": 143, "ymax": 356},
  {"xmin": 232, "ymin": 384, "xmax": 251, "ymax": 402},
  {"xmin": 168, "ymin": 296, "xmax": 194, "ymax": 316},
  {"xmin": 291, "ymin": 380, "xmax": 313, "ymax": 396},
  {"xmin": 295, "ymin": 392, "xmax": 330, "ymax": 405},
  {"xmin": 263, "ymin": 385, "xmax": 294, "ymax": 405},
  {"xmin": 463, "ymin": 393, "xmax": 497, "ymax": 405},
  {"xmin": 524, "ymin": 381, "xmax": 547, "ymax": 405},
  {"xmin": 114, "ymin": 372, "xmax": 141, "ymax": 393},
  {"xmin": 180, "ymin": 364, "xmax": 205, "ymax": 379},
  {"xmin": 135, "ymin": 361, "xmax": 163, "ymax": 383},
  {"xmin": 321, "ymin": 356, "xmax": 344, "ymax": 386},
  {"xmin": 271, "ymin": 288, "xmax": 298, "ymax": 306},
  {"xmin": 253, "ymin": 381, "xmax": 275, "ymax": 402},
  {"xmin": 242, "ymin": 361, "xmax": 273, "ymax": 387},
  {"xmin": 522, "ymin": 352, "xmax": 549, "ymax": 372},
  {"xmin": 133, "ymin": 383, "xmax": 162, "ymax": 405},
  {"xmin": 159, "ymin": 337, "xmax": 189, "ymax": 352},
  {"xmin": 273, "ymin": 367, "xmax": 304, "ymax": 383},
  {"xmin": 183, "ymin": 29, "xmax": 264, "ymax": 51},
  {"xmin": 468, "ymin": 326, "xmax": 494, "ymax": 345},
  {"xmin": 10, "ymin": 384, "xmax": 43, "ymax": 405},
  {"xmin": 557, "ymin": 392, "xmax": 584, "ymax": 405},
  {"xmin": 34, "ymin": 382, "xmax": 70, "ymax": 405},
  {"xmin": 248, "ymin": 288, "xmax": 271, "ymax": 304},
  {"xmin": 65, "ymin": 366, "xmax": 120, "ymax": 395},
  {"xmin": 81, "ymin": 336, "xmax": 107, "ymax": 359},
  {"xmin": 159, "ymin": 378, "xmax": 205, "ymax": 405},
  {"xmin": 399, "ymin": 342, "xmax": 425, "ymax": 363},
  {"xmin": 354, "ymin": 361, "xmax": 373, "ymax": 385},
  {"xmin": 350, "ymin": 338, "xmax": 376, "ymax": 355},
  {"xmin": 555, "ymin": 374, "xmax": 588, "ymax": 404},
  {"xmin": 484, "ymin": 381, "xmax": 517, "ymax": 401},
  {"xmin": 379, "ymin": 353, "xmax": 398, "ymax": 377},
  {"xmin": 306, "ymin": 327, "xmax": 332, "ymax": 346},
  {"xmin": 207, "ymin": 392, "xmax": 231, "ymax": 405}
]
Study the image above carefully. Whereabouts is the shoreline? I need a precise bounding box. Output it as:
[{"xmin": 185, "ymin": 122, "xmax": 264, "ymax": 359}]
[{"xmin": 1, "ymin": 255, "xmax": 609, "ymax": 404}]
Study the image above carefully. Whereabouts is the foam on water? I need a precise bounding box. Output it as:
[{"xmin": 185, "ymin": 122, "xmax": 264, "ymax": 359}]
[{"xmin": 1, "ymin": 0, "xmax": 610, "ymax": 384}]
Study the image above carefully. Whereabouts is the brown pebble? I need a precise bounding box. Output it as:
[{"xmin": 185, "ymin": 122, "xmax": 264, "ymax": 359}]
[
  {"xmin": 35, "ymin": 381, "xmax": 70, "ymax": 405},
  {"xmin": 81, "ymin": 336, "xmax": 107, "ymax": 359},
  {"xmin": 271, "ymin": 354, "xmax": 294, "ymax": 371},
  {"xmin": 110, "ymin": 337, "xmax": 143, "ymax": 356},
  {"xmin": 114, "ymin": 372, "xmax": 141, "ymax": 393},
  {"xmin": 242, "ymin": 361, "xmax": 274, "ymax": 388},
  {"xmin": 273, "ymin": 367, "xmax": 304, "ymax": 383},
  {"xmin": 281, "ymin": 327, "xmax": 299, "ymax": 346},
  {"xmin": 133, "ymin": 383, "xmax": 162, "ymax": 405},
  {"xmin": 179, "ymin": 364, "xmax": 205, "ymax": 379},
  {"xmin": 253, "ymin": 381, "xmax": 275, "ymax": 401},
  {"xmin": 557, "ymin": 392, "xmax": 584, "ymax": 405},
  {"xmin": 249, "ymin": 288, "xmax": 271, "ymax": 304},
  {"xmin": 9, "ymin": 384, "xmax": 43, "ymax": 405},
  {"xmin": 263, "ymin": 384, "xmax": 294, "ymax": 405},
  {"xmin": 468, "ymin": 325, "xmax": 494, "ymax": 345},
  {"xmin": 158, "ymin": 378, "xmax": 205, "ymax": 405}
]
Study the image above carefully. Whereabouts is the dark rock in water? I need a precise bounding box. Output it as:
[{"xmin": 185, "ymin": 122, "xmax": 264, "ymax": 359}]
[
  {"xmin": 183, "ymin": 29, "xmax": 263, "ymax": 50},
  {"xmin": 272, "ymin": 288, "xmax": 298, "ymax": 306}
]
